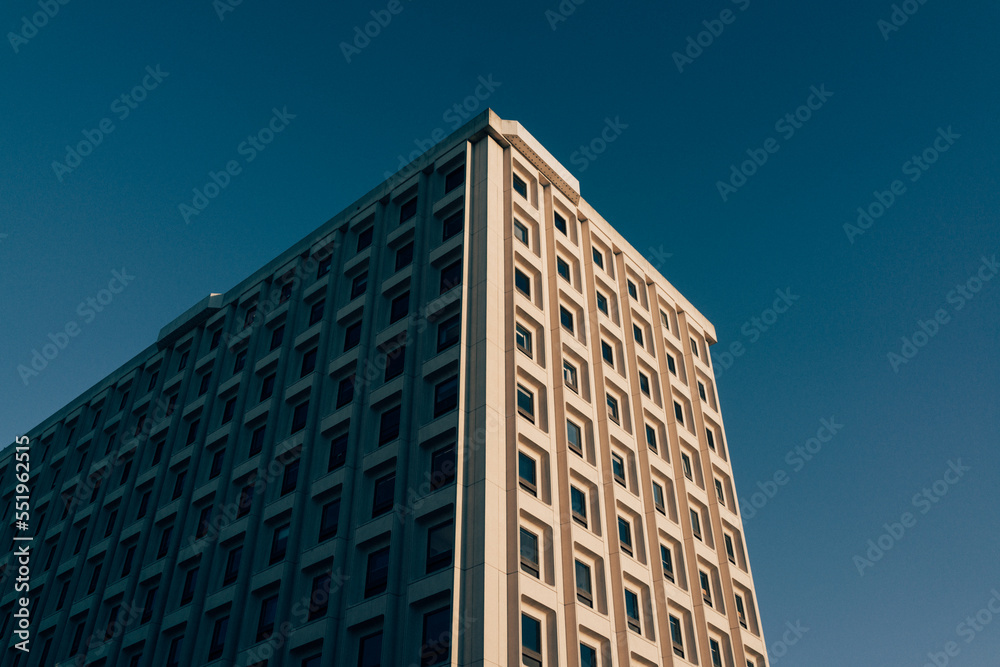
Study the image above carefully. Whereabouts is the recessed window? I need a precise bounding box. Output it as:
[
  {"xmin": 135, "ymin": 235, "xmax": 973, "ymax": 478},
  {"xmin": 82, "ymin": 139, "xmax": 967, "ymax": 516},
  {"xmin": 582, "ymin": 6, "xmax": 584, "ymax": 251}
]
[
  {"xmin": 690, "ymin": 508, "xmax": 702, "ymax": 540},
  {"xmin": 710, "ymin": 640, "xmax": 724, "ymax": 667},
  {"xmin": 208, "ymin": 616, "xmax": 228, "ymax": 660},
  {"xmin": 627, "ymin": 280, "xmax": 638, "ymax": 300},
  {"xmin": 359, "ymin": 632, "xmax": 384, "ymax": 667},
  {"xmin": 667, "ymin": 354, "xmax": 677, "ymax": 375},
  {"xmin": 186, "ymin": 420, "xmax": 200, "ymax": 445},
  {"xmin": 674, "ymin": 401, "xmax": 685, "ymax": 425},
  {"xmin": 223, "ymin": 546, "xmax": 242, "ymax": 585},
  {"xmin": 639, "ymin": 373, "xmax": 650, "ymax": 397},
  {"xmin": 516, "ymin": 385, "xmax": 534, "ymax": 422},
  {"xmin": 660, "ymin": 310, "xmax": 670, "ymax": 330},
  {"xmin": 681, "ymin": 453, "xmax": 693, "ymax": 481},
  {"xmin": 519, "ymin": 527, "xmax": 539, "ymax": 577},
  {"xmin": 280, "ymin": 282, "xmax": 292, "ymax": 303},
  {"xmin": 430, "ymin": 444, "xmax": 456, "ymax": 489},
  {"xmin": 291, "ymin": 401, "xmax": 309, "ymax": 433},
  {"xmin": 611, "ymin": 453, "xmax": 626, "ymax": 486},
  {"xmin": 566, "ymin": 419, "xmax": 583, "ymax": 456},
  {"xmin": 177, "ymin": 350, "xmax": 189, "ymax": 371},
  {"xmin": 661, "ymin": 544, "xmax": 674, "ymax": 582},
  {"xmin": 518, "ymin": 452, "xmax": 537, "ymax": 496},
  {"xmin": 166, "ymin": 636, "xmax": 183, "ymax": 667},
  {"xmin": 301, "ymin": 348, "xmax": 317, "ymax": 377},
  {"xmin": 606, "ymin": 394, "xmax": 620, "ymax": 424},
  {"xmin": 390, "ymin": 292, "xmax": 409, "ymax": 324},
  {"xmin": 357, "ymin": 226, "xmax": 374, "ymax": 251},
  {"xmin": 580, "ymin": 644, "xmax": 598, "ymax": 667},
  {"xmin": 372, "ymin": 473, "xmax": 395, "ymax": 517},
  {"xmin": 559, "ymin": 306, "xmax": 574, "ymax": 333},
  {"xmin": 522, "ymin": 614, "xmax": 542, "ymax": 667},
  {"xmin": 556, "ymin": 257, "xmax": 570, "ymax": 280},
  {"xmin": 700, "ymin": 571, "xmax": 713, "ymax": 606},
  {"xmin": 512, "ymin": 173, "xmax": 528, "ymax": 198},
  {"xmin": 706, "ymin": 427, "xmax": 716, "ymax": 451},
  {"xmin": 514, "ymin": 269, "xmax": 531, "ymax": 297},
  {"xmin": 329, "ymin": 432, "xmax": 348, "ymax": 470},
  {"xmin": 645, "ymin": 424, "xmax": 657, "ymax": 451},
  {"xmin": 364, "ymin": 547, "xmax": 390, "ymax": 597},
  {"xmin": 575, "ymin": 560, "xmax": 593, "ymax": 607},
  {"xmin": 157, "ymin": 525, "xmax": 173, "ymax": 558},
  {"xmin": 433, "ymin": 376, "xmax": 459, "ymax": 417},
  {"xmin": 172, "ymin": 471, "xmax": 186, "ymax": 499},
  {"xmin": 181, "ymin": 567, "xmax": 198, "ymax": 605},
  {"xmin": 618, "ymin": 517, "xmax": 633, "ymax": 556},
  {"xmin": 260, "ymin": 373, "xmax": 275, "ymax": 401},
  {"xmin": 445, "ymin": 165, "xmax": 465, "ymax": 193},
  {"xmin": 281, "ymin": 459, "xmax": 299, "ymax": 495},
  {"xmin": 336, "ymin": 375, "xmax": 355, "ymax": 409},
  {"xmin": 440, "ymin": 260, "xmax": 462, "ymax": 294},
  {"xmin": 690, "ymin": 337, "xmax": 700, "ymax": 357},
  {"xmin": 437, "ymin": 314, "xmax": 461, "ymax": 352},
  {"xmin": 699, "ymin": 381, "xmax": 707, "ymax": 402},
  {"xmin": 309, "ymin": 572, "xmax": 332, "ymax": 621},
  {"xmin": 735, "ymin": 593, "xmax": 748, "ymax": 628},
  {"xmin": 257, "ymin": 595, "xmax": 277, "ymax": 640},
  {"xmin": 601, "ymin": 341, "xmax": 613, "ymax": 365},
  {"xmin": 350, "ymin": 273, "xmax": 367, "ymax": 300},
  {"xmin": 514, "ymin": 220, "xmax": 529, "ymax": 245},
  {"xmin": 715, "ymin": 479, "xmax": 726, "ymax": 505},
  {"xmin": 198, "ymin": 373, "xmax": 211, "ymax": 396},
  {"xmin": 420, "ymin": 606, "xmax": 452, "ymax": 667},
  {"xmin": 309, "ymin": 300, "xmax": 325, "ymax": 326},
  {"xmin": 442, "ymin": 210, "xmax": 464, "ymax": 241},
  {"xmin": 592, "ymin": 247, "xmax": 604, "ymax": 269},
  {"xmin": 515, "ymin": 323, "xmax": 532, "ymax": 357},
  {"xmin": 570, "ymin": 486, "xmax": 587, "ymax": 527},
  {"xmin": 244, "ymin": 307, "xmax": 257, "ymax": 329},
  {"xmin": 625, "ymin": 589, "xmax": 641, "ymax": 633},
  {"xmin": 633, "ymin": 324, "xmax": 644, "ymax": 347},
  {"xmin": 395, "ymin": 241, "xmax": 414, "ymax": 271},
  {"xmin": 669, "ymin": 615, "xmax": 685, "ymax": 657},
  {"xmin": 384, "ymin": 344, "xmax": 405, "ymax": 381},
  {"xmin": 596, "ymin": 291, "xmax": 608, "ymax": 315},
  {"xmin": 319, "ymin": 498, "xmax": 340, "ymax": 541},
  {"xmin": 317, "ymin": 255, "xmax": 332, "ymax": 277},
  {"xmin": 426, "ymin": 520, "xmax": 454, "ymax": 573},
  {"xmin": 724, "ymin": 533, "xmax": 737, "ymax": 564},
  {"xmin": 270, "ymin": 325, "xmax": 284, "ymax": 351},
  {"xmin": 554, "ymin": 211, "xmax": 567, "ymax": 234},
  {"xmin": 195, "ymin": 507, "xmax": 211, "ymax": 538},
  {"xmin": 653, "ymin": 482, "xmax": 667, "ymax": 514},
  {"xmin": 209, "ymin": 330, "xmax": 222, "ymax": 350},
  {"xmin": 209, "ymin": 449, "xmax": 224, "ymax": 478},
  {"xmin": 237, "ymin": 484, "xmax": 253, "ymax": 518},
  {"xmin": 563, "ymin": 361, "xmax": 578, "ymax": 392},
  {"xmin": 399, "ymin": 198, "xmax": 418, "ymax": 224},
  {"xmin": 378, "ymin": 405, "xmax": 401, "ymax": 445},
  {"xmin": 270, "ymin": 524, "xmax": 289, "ymax": 563}
]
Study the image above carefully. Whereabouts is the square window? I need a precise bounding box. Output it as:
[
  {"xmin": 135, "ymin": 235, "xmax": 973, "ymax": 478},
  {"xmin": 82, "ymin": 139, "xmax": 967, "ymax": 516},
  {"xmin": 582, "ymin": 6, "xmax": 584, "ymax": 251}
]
[
  {"xmin": 559, "ymin": 306, "xmax": 574, "ymax": 333},
  {"xmin": 566, "ymin": 420, "xmax": 583, "ymax": 455},
  {"xmin": 301, "ymin": 348, "xmax": 318, "ymax": 377},
  {"xmin": 519, "ymin": 527, "xmax": 539, "ymax": 577},
  {"xmin": 270, "ymin": 325, "xmax": 284, "ymax": 351},
  {"xmin": 554, "ymin": 211, "xmax": 567, "ymax": 234},
  {"xmin": 379, "ymin": 406, "xmax": 401, "ymax": 445},
  {"xmin": 291, "ymin": 401, "xmax": 309, "ymax": 433},
  {"xmin": 445, "ymin": 165, "xmax": 465, "ymax": 192},
  {"xmin": 357, "ymin": 226, "xmax": 373, "ymax": 251},
  {"xmin": 384, "ymin": 345, "xmax": 405, "ymax": 381},
  {"xmin": 618, "ymin": 517, "xmax": 633, "ymax": 556},
  {"xmin": 514, "ymin": 220, "xmax": 529, "ymax": 245},
  {"xmin": 563, "ymin": 361, "xmax": 578, "ymax": 392},
  {"xmin": 601, "ymin": 341, "xmax": 613, "ymax": 365},
  {"xmin": 442, "ymin": 210, "xmax": 464, "ymax": 241},
  {"xmin": 514, "ymin": 269, "xmax": 531, "ymax": 297},
  {"xmin": 515, "ymin": 323, "xmax": 532, "ymax": 357},
  {"xmin": 319, "ymin": 498, "xmax": 340, "ymax": 541},
  {"xmin": 270, "ymin": 525, "xmax": 289, "ymax": 563},
  {"xmin": 571, "ymin": 486, "xmax": 587, "ymax": 527},
  {"xmin": 365, "ymin": 547, "xmax": 390, "ymax": 597},
  {"xmin": 611, "ymin": 453, "xmax": 626, "ymax": 486},
  {"xmin": 430, "ymin": 444, "xmax": 456, "ymax": 489},
  {"xmin": 633, "ymin": 323, "xmax": 644, "ymax": 346},
  {"xmin": 627, "ymin": 280, "xmax": 638, "ymax": 300},
  {"xmin": 690, "ymin": 508, "xmax": 702, "ymax": 540},
  {"xmin": 606, "ymin": 394, "xmax": 619, "ymax": 424},
  {"xmin": 596, "ymin": 291, "xmax": 608, "ymax": 315},
  {"xmin": 575, "ymin": 560, "xmax": 593, "ymax": 607},
  {"xmin": 395, "ymin": 241, "xmax": 414, "ymax": 271},
  {"xmin": 344, "ymin": 321, "xmax": 362, "ymax": 351},
  {"xmin": 518, "ymin": 452, "xmax": 537, "ymax": 495},
  {"xmin": 400, "ymin": 198, "xmax": 418, "ymax": 224},
  {"xmin": 440, "ymin": 260, "xmax": 462, "ymax": 294},
  {"xmin": 434, "ymin": 376, "xmax": 459, "ymax": 417},
  {"xmin": 516, "ymin": 385, "xmax": 534, "ymax": 422},
  {"xmin": 522, "ymin": 614, "xmax": 542, "ymax": 667},
  {"xmin": 426, "ymin": 520, "xmax": 454, "ymax": 573},
  {"xmin": 556, "ymin": 257, "xmax": 570, "ymax": 280},
  {"xmin": 372, "ymin": 473, "xmax": 395, "ymax": 517},
  {"xmin": 390, "ymin": 292, "xmax": 409, "ymax": 324},
  {"xmin": 512, "ymin": 174, "xmax": 528, "ymax": 198},
  {"xmin": 625, "ymin": 589, "xmax": 641, "ymax": 632},
  {"xmin": 437, "ymin": 314, "xmax": 461, "ymax": 352},
  {"xmin": 350, "ymin": 273, "xmax": 367, "ymax": 300},
  {"xmin": 329, "ymin": 432, "xmax": 348, "ymax": 470}
]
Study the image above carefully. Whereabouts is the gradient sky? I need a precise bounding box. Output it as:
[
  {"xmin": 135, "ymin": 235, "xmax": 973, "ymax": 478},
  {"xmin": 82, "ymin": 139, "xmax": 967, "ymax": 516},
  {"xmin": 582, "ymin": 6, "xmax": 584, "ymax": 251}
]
[{"xmin": 2, "ymin": 1, "xmax": 999, "ymax": 665}]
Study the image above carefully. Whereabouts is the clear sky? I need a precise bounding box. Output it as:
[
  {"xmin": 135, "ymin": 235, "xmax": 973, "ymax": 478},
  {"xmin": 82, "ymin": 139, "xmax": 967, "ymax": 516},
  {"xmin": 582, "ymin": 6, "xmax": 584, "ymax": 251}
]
[{"xmin": 2, "ymin": 0, "xmax": 999, "ymax": 664}]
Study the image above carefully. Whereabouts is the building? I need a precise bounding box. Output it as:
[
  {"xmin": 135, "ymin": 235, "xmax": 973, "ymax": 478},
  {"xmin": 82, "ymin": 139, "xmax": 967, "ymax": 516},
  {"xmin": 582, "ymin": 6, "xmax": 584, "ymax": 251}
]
[{"xmin": 0, "ymin": 110, "xmax": 770, "ymax": 667}]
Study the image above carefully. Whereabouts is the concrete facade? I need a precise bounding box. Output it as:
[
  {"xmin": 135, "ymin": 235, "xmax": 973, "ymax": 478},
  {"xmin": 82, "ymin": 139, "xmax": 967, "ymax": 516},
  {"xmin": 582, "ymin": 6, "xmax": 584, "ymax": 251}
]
[{"xmin": 0, "ymin": 110, "xmax": 769, "ymax": 667}]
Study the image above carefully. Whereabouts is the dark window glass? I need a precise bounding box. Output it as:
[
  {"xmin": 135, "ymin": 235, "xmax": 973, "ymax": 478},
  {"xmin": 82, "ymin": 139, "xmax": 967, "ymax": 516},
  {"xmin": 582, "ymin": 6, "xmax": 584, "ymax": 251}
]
[
  {"xmin": 512, "ymin": 174, "xmax": 528, "ymax": 198},
  {"xmin": 357, "ymin": 226, "xmax": 374, "ymax": 251},
  {"xmin": 661, "ymin": 544, "xmax": 674, "ymax": 581},
  {"xmin": 601, "ymin": 341, "xmax": 613, "ymax": 364},
  {"xmin": 350, "ymin": 273, "xmax": 367, "ymax": 300},
  {"xmin": 344, "ymin": 321, "xmax": 362, "ymax": 351},
  {"xmin": 181, "ymin": 567, "xmax": 198, "ymax": 605},
  {"xmin": 186, "ymin": 420, "xmax": 200, "ymax": 445},
  {"xmin": 445, "ymin": 166, "xmax": 465, "ymax": 192},
  {"xmin": 260, "ymin": 374, "xmax": 275, "ymax": 401},
  {"xmin": 559, "ymin": 306, "xmax": 573, "ymax": 333},
  {"xmin": 309, "ymin": 572, "xmax": 332, "ymax": 620},
  {"xmin": 280, "ymin": 282, "xmax": 293, "ymax": 302},
  {"xmin": 222, "ymin": 398, "xmax": 236, "ymax": 423},
  {"xmin": 309, "ymin": 300, "xmax": 325, "ymax": 326},
  {"xmin": 250, "ymin": 426, "xmax": 266, "ymax": 456},
  {"xmin": 426, "ymin": 520, "xmax": 454, "ymax": 573},
  {"xmin": 625, "ymin": 589, "xmax": 641, "ymax": 632},
  {"xmin": 121, "ymin": 546, "xmax": 136, "ymax": 577},
  {"xmin": 365, "ymin": 547, "xmax": 390, "ymax": 597},
  {"xmin": 208, "ymin": 616, "xmax": 228, "ymax": 660},
  {"xmin": 421, "ymin": 606, "xmax": 452, "ymax": 666},
  {"xmin": 514, "ymin": 269, "xmax": 530, "ymax": 296},
  {"xmin": 618, "ymin": 517, "xmax": 632, "ymax": 555},
  {"xmin": 384, "ymin": 345, "xmax": 405, "ymax": 381},
  {"xmin": 281, "ymin": 459, "xmax": 299, "ymax": 495},
  {"xmin": 442, "ymin": 210, "xmax": 463, "ymax": 241},
  {"xmin": 198, "ymin": 373, "xmax": 211, "ymax": 396},
  {"xmin": 210, "ymin": 330, "xmax": 222, "ymax": 350},
  {"xmin": 516, "ymin": 385, "xmax": 534, "ymax": 421},
  {"xmin": 257, "ymin": 595, "xmax": 278, "ymax": 640},
  {"xmin": 301, "ymin": 348, "xmax": 317, "ymax": 377},
  {"xmin": 237, "ymin": 485, "xmax": 253, "ymax": 517},
  {"xmin": 700, "ymin": 571, "xmax": 713, "ymax": 606},
  {"xmin": 270, "ymin": 325, "xmax": 284, "ymax": 351},
  {"xmin": 224, "ymin": 546, "xmax": 242, "ymax": 585},
  {"xmin": 319, "ymin": 498, "xmax": 340, "ymax": 541},
  {"xmin": 291, "ymin": 402, "xmax": 309, "ymax": 433},
  {"xmin": 165, "ymin": 636, "xmax": 183, "ymax": 667},
  {"xmin": 571, "ymin": 486, "xmax": 587, "ymax": 527},
  {"xmin": 437, "ymin": 314, "xmax": 461, "ymax": 351},
  {"xmin": 581, "ymin": 644, "xmax": 598, "ymax": 667},
  {"xmin": 400, "ymin": 198, "xmax": 418, "ymax": 224},
  {"xmin": 172, "ymin": 470, "xmax": 186, "ymax": 499},
  {"xmin": 372, "ymin": 473, "xmax": 395, "ymax": 517},
  {"xmin": 378, "ymin": 406, "xmax": 401, "ymax": 445},
  {"xmin": 557, "ymin": 257, "xmax": 570, "ymax": 280},
  {"xmin": 390, "ymin": 292, "xmax": 409, "ymax": 324},
  {"xmin": 395, "ymin": 242, "xmax": 414, "ymax": 271},
  {"xmin": 233, "ymin": 350, "xmax": 247, "ymax": 373},
  {"xmin": 433, "ymin": 376, "xmax": 458, "ymax": 417},
  {"xmin": 329, "ymin": 432, "xmax": 348, "ymax": 471},
  {"xmin": 439, "ymin": 260, "xmax": 462, "ymax": 294},
  {"xmin": 567, "ymin": 420, "xmax": 583, "ymax": 455},
  {"xmin": 518, "ymin": 452, "xmax": 536, "ymax": 495},
  {"xmin": 157, "ymin": 526, "xmax": 172, "ymax": 558},
  {"xmin": 522, "ymin": 614, "xmax": 542, "ymax": 667},
  {"xmin": 359, "ymin": 632, "xmax": 383, "ymax": 667},
  {"xmin": 554, "ymin": 211, "xmax": 567, "ymax": 234},
  {"xmin": 575, "ymin": 560, "xmax": 593, "ymax": 607},
  {"xmin": 136, "ymin": 492, "xmax": 150, "ymax": 519},
  {"xmin": 317, "ymin": 255, "xmax": 332, "ymax": 277},
  {"xmin": 196, "ymin": 507, "xmax": 212, "ymax": 538},
  {"xmin": 429, "ymin": 444, "xmax": 456, "ymax": 490},
  {"xmin": 209, "ymin": 450, "xmax": 224, "ymax": 478},
  {"xmin": 177, "ymin": 350, "xmax": 189, "ymax": 371},
  {"xmin": 592, "ymin": 247, "xmax": 603, "ymax": 268},
  {"xmin": 519, "ymin": 528, "xmax": 539, "ymax": 577},
  {"xmin": 270, "ymin": 525, "xmax": 289, "ymax": 563}
]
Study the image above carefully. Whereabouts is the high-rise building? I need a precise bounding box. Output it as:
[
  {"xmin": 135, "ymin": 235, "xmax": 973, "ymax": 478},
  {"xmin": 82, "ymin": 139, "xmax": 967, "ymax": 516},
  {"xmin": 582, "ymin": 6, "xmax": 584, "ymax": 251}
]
[{"xmin": 0, "ymin": 110, "xmax": 769, "ymax": 667}]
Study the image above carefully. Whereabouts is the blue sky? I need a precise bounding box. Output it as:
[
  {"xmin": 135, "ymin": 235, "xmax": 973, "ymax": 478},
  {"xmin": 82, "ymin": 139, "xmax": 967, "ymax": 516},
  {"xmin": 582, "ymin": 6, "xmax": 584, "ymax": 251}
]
[{"xmin": 2, "ymin": 0, "xmax": 999, "ymax": 664}]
